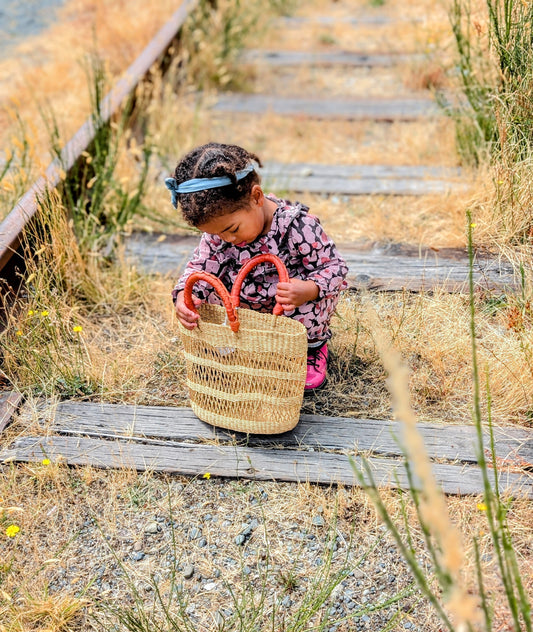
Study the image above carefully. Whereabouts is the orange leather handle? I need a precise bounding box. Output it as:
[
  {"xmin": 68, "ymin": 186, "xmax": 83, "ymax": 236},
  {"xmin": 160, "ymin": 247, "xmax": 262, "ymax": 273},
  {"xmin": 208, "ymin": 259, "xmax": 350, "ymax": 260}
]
[
  {"xmin": 231, "ymin": 253, "xmax": 289, "ymax": 316},
  {"xmin": 183, "ymin": 271, "xmax": 240, "ymax": 332}
]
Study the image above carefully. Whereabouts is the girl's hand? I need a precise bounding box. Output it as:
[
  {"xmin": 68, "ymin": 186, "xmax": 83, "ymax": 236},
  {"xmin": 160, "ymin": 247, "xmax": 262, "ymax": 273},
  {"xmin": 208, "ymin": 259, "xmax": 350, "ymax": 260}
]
[
  {"xmin": 275, "ymin": 279, "xmax": 319, "ymax": 312},
  {"xmin": 175, "ymin": 290, "xmax": 202, "ymax": 329}
]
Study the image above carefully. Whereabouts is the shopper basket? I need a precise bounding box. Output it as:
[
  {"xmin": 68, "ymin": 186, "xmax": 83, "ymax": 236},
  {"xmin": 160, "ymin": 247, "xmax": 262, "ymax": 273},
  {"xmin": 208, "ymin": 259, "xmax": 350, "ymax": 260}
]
[{"xmin": 178, "ymin": 254, "xmax": 307, "ymax": 434}]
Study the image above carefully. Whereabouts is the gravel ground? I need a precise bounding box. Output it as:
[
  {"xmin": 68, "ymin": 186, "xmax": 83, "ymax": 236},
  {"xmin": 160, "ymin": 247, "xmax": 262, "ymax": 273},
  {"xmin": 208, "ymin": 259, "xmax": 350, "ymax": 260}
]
[{"xmin": 1, "ymin": 465, "xmax": 442, "ymax": 631}]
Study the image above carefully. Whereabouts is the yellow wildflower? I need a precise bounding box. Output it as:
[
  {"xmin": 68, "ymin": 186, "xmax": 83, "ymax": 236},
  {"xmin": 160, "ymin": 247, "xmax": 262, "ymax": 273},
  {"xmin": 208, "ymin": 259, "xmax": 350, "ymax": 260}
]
[
  {"xmin": 42, "ymin": 458, "xmax": 51, "ymax": 466},
  {"xmin": 40, "ymin": 310, "xmax": 49, "ymax": 317},
  {"xmin": 73, "ymin": 325, "xmax": 83, "ymax": 333},
  {"xmin": 470, "ymin": 223, "xmax": 477, "ymax": 228},
  {"xmin": 16, "ymin": 330, "xmax": 22, "ymax": 336},
  {"xmin": 5, "ymin": 525, "xmax": 20, "ymax": 538},
  {"xmin": 477, "ymin": 502, "xmax": 487, "ymax": 511},
  {"xmin": 28, "ymin": 310, "xmax": 34, "ymax": 316},
  {"xmin": 202, "ymin": 472, "xmax": 211, "ymax": 480}
]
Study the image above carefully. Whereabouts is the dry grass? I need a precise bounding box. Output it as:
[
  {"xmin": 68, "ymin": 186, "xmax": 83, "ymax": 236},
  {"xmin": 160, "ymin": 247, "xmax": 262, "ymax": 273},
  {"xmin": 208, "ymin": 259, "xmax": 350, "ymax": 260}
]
[
  {"xmin": 0, "ymin": 0, "xmax": 185, "ymax": 227},
  {"xmin": 0, "ymin": 0, "xmax": 182, "ymax": 145}
]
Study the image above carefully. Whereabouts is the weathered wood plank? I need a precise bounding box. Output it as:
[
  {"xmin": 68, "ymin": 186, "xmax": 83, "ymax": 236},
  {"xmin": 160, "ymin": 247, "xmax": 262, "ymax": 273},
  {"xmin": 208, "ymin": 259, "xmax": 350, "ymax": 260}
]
[
  {"xmin": 262, "ymin": 163, "xmax": 462, "ymax": 179},
  {"xmin": 241, "ymin": 50, "xmax": 422, "ymax": 67},
  {"xmin": 212, "ymin": 95, "xmax": 440, "ymax": 121},
  {"xmin": 262, "ymin": 174, "xmax": 461, "ymax": 196},
  {"xmin": 2, "ymin": 435, "xmax": 531, "ymax": 497},
  {"xmin": 277, "ymin": 16, "xmax": 423, "ymax": 26},
  {"xmin": 0, "ymin": 391, "xmax": 23, "ymax": 435},
  {"xmin": 123, "ymin": 234, "xmax": 518, "ymax": 292},
  {"xmin": 49, "ymin": 401, "xmax": 533, "ymax": 468},
  {"xmin": 260, "ymin": 162, "xmax": 465, "ymax": 195}
]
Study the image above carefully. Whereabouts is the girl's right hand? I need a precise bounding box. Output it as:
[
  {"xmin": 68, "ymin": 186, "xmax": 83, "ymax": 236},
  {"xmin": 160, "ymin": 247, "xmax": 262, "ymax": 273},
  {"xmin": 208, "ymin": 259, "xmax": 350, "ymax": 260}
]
[{"xmin": 175, "ymin": 290, "xmax": 201, "ymax": 329}]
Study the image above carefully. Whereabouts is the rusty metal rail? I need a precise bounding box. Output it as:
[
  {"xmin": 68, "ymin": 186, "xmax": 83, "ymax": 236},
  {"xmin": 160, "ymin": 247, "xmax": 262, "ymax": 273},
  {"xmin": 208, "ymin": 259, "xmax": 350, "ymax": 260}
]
[{"xmin": 0, "ymin": 0, "xmax": 196, "ymax": 277}]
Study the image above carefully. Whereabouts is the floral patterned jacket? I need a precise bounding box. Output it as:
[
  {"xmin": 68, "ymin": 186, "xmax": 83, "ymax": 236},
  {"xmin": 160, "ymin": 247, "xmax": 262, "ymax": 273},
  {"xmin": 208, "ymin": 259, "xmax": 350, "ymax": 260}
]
[{"xmin": 172, "ymin": 195, "xmax": 348, "ymax": 315}]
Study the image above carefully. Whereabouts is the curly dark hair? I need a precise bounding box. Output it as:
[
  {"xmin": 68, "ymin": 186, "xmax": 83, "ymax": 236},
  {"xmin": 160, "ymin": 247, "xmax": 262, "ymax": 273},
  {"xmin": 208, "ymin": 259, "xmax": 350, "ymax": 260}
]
[{"xmin": 172, "ymin": 143, "xmax": 263, "ymax": 227}]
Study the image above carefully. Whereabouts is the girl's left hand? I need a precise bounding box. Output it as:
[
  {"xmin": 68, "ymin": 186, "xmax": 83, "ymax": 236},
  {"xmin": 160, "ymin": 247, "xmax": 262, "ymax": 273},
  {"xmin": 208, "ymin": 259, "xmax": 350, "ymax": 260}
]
[{"xmin": 275, "ymin": 278, "xmax": 319, "ymax": 311}]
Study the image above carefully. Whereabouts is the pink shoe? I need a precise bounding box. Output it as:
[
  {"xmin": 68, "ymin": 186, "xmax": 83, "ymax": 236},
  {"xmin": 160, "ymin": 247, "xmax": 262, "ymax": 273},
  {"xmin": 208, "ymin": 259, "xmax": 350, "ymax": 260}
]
[{"xmin": 305, "ymin": 343, "xmax": 328, "ymax": 390}]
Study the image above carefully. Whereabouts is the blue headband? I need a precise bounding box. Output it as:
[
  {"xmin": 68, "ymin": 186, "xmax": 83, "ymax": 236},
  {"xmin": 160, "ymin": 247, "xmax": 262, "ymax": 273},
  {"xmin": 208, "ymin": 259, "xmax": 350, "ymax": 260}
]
[{"xmin": 165, "ymin": 163, "xmax": 256, "ymax": 208}]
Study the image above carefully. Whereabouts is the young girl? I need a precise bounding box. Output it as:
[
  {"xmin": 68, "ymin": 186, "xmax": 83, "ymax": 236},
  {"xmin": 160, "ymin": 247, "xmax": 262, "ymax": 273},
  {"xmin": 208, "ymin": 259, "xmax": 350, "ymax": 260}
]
[{"xmin": 166, "ymin": 142, "xmax": 348, "ymax": 390}]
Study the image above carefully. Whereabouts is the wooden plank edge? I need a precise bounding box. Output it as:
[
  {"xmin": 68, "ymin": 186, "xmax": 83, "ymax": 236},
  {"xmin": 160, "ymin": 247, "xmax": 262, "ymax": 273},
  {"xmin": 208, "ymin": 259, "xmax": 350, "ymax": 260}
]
[
  {"xmin": 2, "ymin": 435, "xmax": 531, "ymax": 498},
  {"xmin": 0, "ymin": 391, "xmax": 23, "ymax": 435}
]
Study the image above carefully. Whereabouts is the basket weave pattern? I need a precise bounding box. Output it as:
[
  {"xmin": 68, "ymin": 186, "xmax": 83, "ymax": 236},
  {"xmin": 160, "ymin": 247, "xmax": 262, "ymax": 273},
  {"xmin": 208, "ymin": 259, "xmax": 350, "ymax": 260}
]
[{"xmin": 179, "ymin": 255, "xmax": 307, "ymax": 434}]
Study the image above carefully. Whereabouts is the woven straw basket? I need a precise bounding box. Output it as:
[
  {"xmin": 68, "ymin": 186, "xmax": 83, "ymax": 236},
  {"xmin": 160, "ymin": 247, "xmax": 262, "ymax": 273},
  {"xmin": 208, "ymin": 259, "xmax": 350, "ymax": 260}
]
[{"xmin": 179, "ymin": 254, "xmax": 307, "ymax": 434}]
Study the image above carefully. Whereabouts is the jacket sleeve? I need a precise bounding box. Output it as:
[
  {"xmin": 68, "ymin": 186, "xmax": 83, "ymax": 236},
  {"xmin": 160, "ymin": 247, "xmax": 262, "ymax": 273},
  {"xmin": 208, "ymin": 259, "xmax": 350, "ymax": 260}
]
[
  {"xmin": 285, "ymin": 214, "xmax": 348, "ymax": 299},
  {"xmin": 171, "ymin": 233, "xmax": 222, "ymax": 303}
]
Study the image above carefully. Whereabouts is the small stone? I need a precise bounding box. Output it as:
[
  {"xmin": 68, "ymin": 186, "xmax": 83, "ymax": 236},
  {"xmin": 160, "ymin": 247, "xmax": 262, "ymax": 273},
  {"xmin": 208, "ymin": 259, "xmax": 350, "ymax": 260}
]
[
  {"xmin": 133, "ymin": 541, "xmax": 143, "ymax": 552},
  {"xmin": 198, "ymin": 538, "xmax": 207, "ymax": 548},
  {"xmin": 234, "ymin": 534, "xmax": 246, "ymax": 546},
  {"xmin": 188, "ymin": 527, "xmax": 202, "ymax": 540},
  {"xmin": 312, "ymin": 515, "xmax": 325, "ymax": 527},
  {"xmin": 403, "ymin": 623, "xmax": 413, "ymax": 629},
  {"xmin": 131, "ymin": 551, "xmax": 145, "ymax": 561},
  {"xmin": 204, "ymin": 582, "xmax": 217, "ymax": 591},
  {"xmin": 281, "ymin": 595, "xmax": 292, "ymax": 608},
  {"xmin": 183, "ymin": 564, "xmax": 195, "ymax": 579},
  {"xmin": 144, "ymin": 522, "xmax": 160, "ymax": 534},
  {"xmin": 214, "ymin": 568, "xmax": 221, "ymax": 578},
  {"xmin": 241, "ymin": 524, "xmax": 253, "ymax": 537}
]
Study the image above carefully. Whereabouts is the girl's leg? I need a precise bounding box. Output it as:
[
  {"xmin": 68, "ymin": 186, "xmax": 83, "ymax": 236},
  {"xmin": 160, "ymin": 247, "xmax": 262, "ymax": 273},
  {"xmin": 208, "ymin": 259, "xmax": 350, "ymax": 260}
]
[{"xmin": 289, "ymin": 294, "xmax": 341, "ymax": 389}]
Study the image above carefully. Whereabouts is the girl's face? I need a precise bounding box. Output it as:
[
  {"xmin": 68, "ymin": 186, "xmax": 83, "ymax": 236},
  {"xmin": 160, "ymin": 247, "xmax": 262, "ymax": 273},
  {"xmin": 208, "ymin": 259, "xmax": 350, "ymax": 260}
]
[{"xmin": 197, "ymin": 185, "xmax": 274, "ymax": 247}]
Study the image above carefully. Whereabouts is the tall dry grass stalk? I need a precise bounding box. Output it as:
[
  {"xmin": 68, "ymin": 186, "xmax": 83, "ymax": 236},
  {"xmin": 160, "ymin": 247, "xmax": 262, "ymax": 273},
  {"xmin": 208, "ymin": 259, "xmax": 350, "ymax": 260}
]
[{"xmin": 361, "ymin": 305, "xmax": 480, "ymax": 631}]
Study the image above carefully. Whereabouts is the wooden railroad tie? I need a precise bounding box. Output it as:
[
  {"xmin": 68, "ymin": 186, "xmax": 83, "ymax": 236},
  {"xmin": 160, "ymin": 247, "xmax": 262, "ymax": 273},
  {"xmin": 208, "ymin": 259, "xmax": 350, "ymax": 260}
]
[
  {"xmin": 240, "ymin": 50, "xmax": 424, "ymax": 68},
  {"xmin": 124, "ymin": 234, "xmax": 517, "ymax": 294},
  {"xmin": 260, "ymin": 162, "xmax": 466, "ymax": 196},
  {"xmin": 1, "ymin": 399, "xmax": 531, "ymax": 497},
  {"xmin": 276, "ymin": 15, "xmax": 424, "ymax": 27},
  {"xmin": 211, "ymin": 94, "xmax": 440, "ymax": 121}
]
